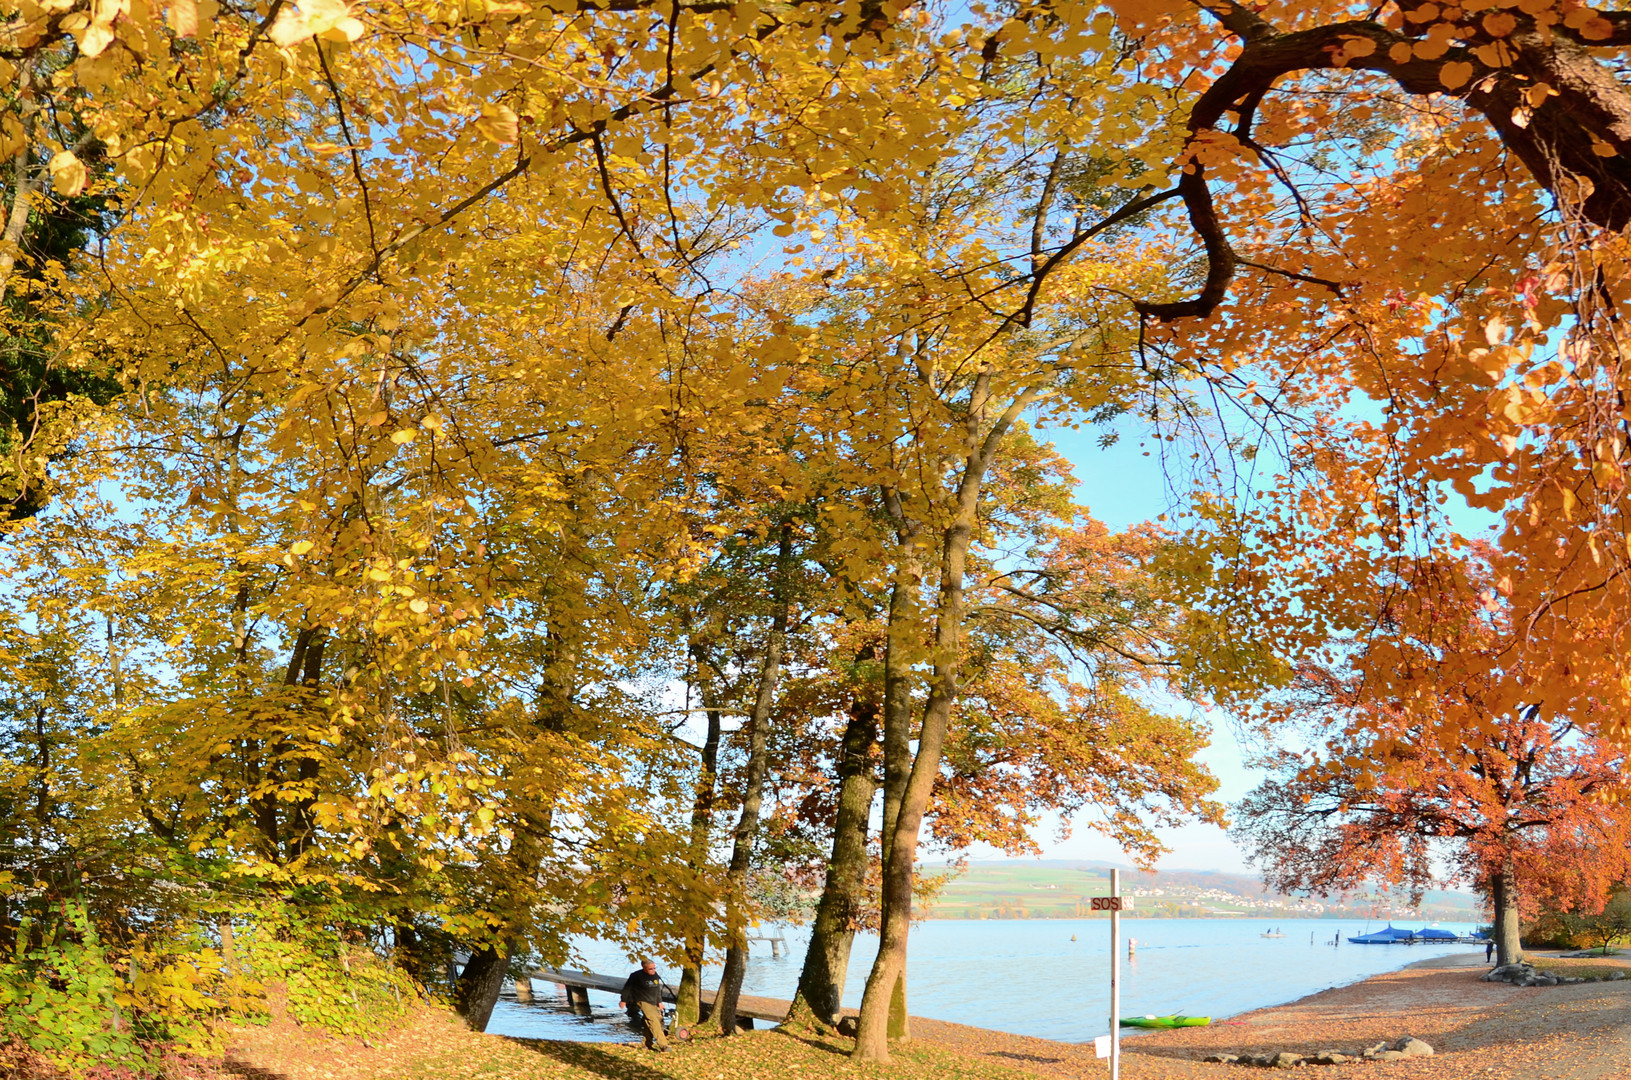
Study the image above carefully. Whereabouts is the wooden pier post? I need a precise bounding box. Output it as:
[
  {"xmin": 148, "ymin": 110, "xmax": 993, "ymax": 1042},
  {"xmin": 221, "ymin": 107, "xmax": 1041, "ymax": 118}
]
[
  {"xmin": 565, "ymin": 984, "xmax": 592, "ymax": 1014},
  {"xmin": 515, "ymin": 976, "xmax": 534, "ymax": 1003}
]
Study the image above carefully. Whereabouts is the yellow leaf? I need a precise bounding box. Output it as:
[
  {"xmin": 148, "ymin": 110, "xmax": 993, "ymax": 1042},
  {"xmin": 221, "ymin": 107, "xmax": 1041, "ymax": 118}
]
[
  {"xmin": 390, "ymin": 428, "xmax": 416, "ymax": 444},
  {"xmin": 474, "ymin": 104, "xmax": 519, "ymax": 146},
  {"xmin": 268, "ymin": 6, "xmax": 310, "ymax": 45},
  {"xmin": 79, "ymin": 22, "xmax": 114, "ymax": 56},
  {"xmin": 166, "ymin": 0, "xmax": 197, "ymax": 37},
  {"xmin": 409, "ymin": 598, "xmax": 429, "ymax": 614},
  {"xmin": 290, "ymin": 540, "xmax": 314, "ymax": 555},
  {"xmin": 48, "ymin": 151, "xmax": 86, "ymax": 196}
]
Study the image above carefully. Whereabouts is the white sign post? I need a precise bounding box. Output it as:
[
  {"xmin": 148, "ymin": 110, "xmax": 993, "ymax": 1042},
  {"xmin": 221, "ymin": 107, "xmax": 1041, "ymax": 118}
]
[
  {"xmin": 1089, "ymin": 876, "xmax": 1132, "ymax": 1080},
  {"xmin": 1110, "ymin": 868, "xmax": 1120, "ymax": 1080}
]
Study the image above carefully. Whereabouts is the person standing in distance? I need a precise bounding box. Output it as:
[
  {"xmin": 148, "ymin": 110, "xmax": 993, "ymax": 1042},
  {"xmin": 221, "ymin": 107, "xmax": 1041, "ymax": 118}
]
[{"xmin": 620, "ymin": 959, "xmax": 671, "ymax": 1052}]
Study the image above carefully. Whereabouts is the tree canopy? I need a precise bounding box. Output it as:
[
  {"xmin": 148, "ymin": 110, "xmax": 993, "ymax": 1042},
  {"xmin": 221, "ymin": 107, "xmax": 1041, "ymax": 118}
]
[{"xmin": 5, "ymin": 0, "xmax": 1631, "ymax": 1070}]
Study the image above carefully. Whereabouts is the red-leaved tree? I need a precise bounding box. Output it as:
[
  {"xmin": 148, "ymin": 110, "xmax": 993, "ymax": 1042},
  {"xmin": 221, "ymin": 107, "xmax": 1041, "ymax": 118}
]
[{"xmin": 1235, "ymin": 562, "xmax": 1631, "ymax": 968}]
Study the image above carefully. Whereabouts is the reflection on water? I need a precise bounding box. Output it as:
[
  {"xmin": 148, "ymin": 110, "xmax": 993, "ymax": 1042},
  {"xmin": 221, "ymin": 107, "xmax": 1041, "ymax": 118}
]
[{"xmin": 487, "ymin": 917, "xmax": 1484, "ymax": 1045}]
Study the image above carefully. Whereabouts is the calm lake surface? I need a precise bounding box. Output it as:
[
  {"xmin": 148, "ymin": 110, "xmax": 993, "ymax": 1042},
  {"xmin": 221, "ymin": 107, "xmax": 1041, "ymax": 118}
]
[{"xmin": 487, "ymin": 917, "xmax": 1485, "ymax": 1044}]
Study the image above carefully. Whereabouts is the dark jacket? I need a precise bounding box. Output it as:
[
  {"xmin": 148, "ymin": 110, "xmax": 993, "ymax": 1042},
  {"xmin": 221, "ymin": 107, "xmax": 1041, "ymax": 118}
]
[{"xmin": 622, "ymin": 969, "xmax": 664, "ymax": 1006}]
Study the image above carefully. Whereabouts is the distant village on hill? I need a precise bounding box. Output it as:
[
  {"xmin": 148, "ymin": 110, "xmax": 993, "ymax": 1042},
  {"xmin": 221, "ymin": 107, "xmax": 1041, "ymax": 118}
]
[{"xmin": 921, "ymin": 860, "xmax": 1482, "ymax": 923}]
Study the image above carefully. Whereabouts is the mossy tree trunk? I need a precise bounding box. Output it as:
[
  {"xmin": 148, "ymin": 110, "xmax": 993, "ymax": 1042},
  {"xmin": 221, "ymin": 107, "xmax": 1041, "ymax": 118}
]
[{"xmin": 787, "ymin": 691, "xmax": 879, "ymax": 1028}]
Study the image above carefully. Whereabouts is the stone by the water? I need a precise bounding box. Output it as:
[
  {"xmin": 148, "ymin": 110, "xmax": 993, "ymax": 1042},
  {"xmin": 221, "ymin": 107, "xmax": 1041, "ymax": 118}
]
[{"xmin": 1394, "ymin": 1036, "xmax": 1433, "ymax": 1056}]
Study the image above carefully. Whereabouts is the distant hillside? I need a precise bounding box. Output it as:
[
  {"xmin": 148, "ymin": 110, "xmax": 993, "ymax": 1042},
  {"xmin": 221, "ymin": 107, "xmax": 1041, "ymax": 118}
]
[{"xmin": 919, "ymin": 860, "xmax": 1480, "ymax": 922}]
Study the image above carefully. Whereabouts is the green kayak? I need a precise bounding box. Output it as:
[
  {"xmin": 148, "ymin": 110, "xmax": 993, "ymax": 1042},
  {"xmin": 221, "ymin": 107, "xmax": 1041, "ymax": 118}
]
[{"xmin": 1119, "ymin": 1015, "xmax": 1211, "ymax": 1029}]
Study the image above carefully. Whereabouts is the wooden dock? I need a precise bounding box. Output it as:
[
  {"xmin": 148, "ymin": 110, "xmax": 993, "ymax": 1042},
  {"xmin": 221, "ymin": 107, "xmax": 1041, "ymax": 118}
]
[{"xmin": 529, "ymin": 966, "xmax": 794, "ymax": 1025}]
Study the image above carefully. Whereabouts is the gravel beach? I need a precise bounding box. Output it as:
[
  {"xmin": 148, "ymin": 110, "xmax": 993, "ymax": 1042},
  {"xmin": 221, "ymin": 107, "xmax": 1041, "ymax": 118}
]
[{"xmin": 1114, "ymin": 951, "xmax": 1631, "ymax": 1078}]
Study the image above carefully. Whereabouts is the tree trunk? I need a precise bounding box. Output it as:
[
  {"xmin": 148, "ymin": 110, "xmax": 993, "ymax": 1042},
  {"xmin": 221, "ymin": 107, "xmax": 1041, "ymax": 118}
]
[
  {"xmin": 454, "ymin": 944, "xmax": 509, "ymax": 1032},
  {"xmin": 286, "ymin": 630, "xmax": 327, "ymax": 861},
  {"xmin": 219, "ymin": 921, "xmax": 236, "ymax": 978},
  {"xmin": 879, "ymin": 569, "xmax": 915, "ymax": 860},
  {"xmin": 716, "ymin": 525, "xmax": 795, "ymax": 1036},
  {"xmin": 852, "ymin": 383, "xmax": 1037, "ymax": 1062},
  {"xmin": 0, "ymin": 73, "xmax": 36, "ymax": 306},
  {"xmin": 873, "ymin": 541, "xmax": 920, "ymax": 1042},
  {"xmin": 853, "ymin": 548, "xmax": 961, "ymax": 1061},
  {"xmin": 249, "ymin": 626, "xmax": 318, "ymax": 859},
  {"xmin": 675, "ymin": 680, "xmax": 724, "ymax": 1029},
  {"xmin": 1492, "ymin": 864, "xmax": 1522, "ymax": 968},
  {"xmin": 788, "ymin": 694, "xmax": 879, "ymax": 1028},
  {"xmin": 393, "ymin": 920, "xmax": 438, "ymax": 988}
]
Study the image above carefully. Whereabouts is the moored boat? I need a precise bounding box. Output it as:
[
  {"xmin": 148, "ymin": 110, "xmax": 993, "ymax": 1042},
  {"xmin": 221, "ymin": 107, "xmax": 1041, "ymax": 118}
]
[{"xmin": 1348, "ymin": 923, "xmax": 1417, "ymax": 944}]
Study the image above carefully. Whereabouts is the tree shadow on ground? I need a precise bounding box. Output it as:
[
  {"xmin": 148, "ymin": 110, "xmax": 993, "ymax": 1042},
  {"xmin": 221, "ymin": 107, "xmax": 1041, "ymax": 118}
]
[
  {"xmin": 771, "ymin": 1029, "xmax": 854, "ymax": 1058},
  {"xmin": 509, "ymin": 1038, "xmax": 678, "ymax": 1080},
  {"xmin": 990, "ymin": 1051, "xmax": 1065, "ymax": 1065},
  {"xmin": 221, "ymin": 1056, "xmax": 297, "ymax": 1080}
]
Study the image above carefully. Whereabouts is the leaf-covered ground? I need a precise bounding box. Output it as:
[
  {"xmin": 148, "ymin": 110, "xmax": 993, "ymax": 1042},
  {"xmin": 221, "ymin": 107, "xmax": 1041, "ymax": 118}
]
[
  {"xmin": 215, "ymin": 953, "xmax": 1631, "ymax": 1080},
  {"xmin": 219, "ymin": 1006, "xmax": 1072, "ymax": 1080}
]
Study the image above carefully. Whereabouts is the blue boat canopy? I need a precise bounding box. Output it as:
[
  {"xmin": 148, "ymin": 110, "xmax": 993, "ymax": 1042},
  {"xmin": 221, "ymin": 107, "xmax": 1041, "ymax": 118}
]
[
  {"xmin": 1414, "ymin": 927, "xmax": 1457, "ymax": 940},
  {"xmin": 1348, "ymin": 923, "xmax": 1418, "ymax": 944}
]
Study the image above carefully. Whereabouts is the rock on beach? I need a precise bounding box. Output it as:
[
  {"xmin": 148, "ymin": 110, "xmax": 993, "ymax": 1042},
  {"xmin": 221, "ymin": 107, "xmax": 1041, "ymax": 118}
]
[{"xmin": 1482, "ymin": 962, "xmax": 1586, "ymax": 987}]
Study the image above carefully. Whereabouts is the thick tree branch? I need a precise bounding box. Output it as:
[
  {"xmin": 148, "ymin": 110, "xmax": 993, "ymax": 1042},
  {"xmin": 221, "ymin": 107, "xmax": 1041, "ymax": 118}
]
[{"xmin": 1138, "ymin": 9, "xmax": 1631, "ymax": 322}]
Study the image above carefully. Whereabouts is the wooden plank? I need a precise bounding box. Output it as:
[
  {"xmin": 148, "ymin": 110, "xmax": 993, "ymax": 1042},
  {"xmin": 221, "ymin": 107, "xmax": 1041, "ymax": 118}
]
[
  {"xmin": 533, "ymin": 967, "xmax": 632, "ymax": 996},
  {"xmin": 530, "ymin": 967, "xmax": 789, "ymax": 1022}
]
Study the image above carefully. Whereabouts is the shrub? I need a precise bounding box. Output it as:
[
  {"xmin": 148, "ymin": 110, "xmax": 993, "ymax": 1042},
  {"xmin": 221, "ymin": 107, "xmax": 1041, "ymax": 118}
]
[
  {"xmin": 0, "ymin": 898, "xmax": 419, "ymax": 1076},
  {"xmin": 0, "ymin": 903, "xmax": 146, "ymax": 1075}
]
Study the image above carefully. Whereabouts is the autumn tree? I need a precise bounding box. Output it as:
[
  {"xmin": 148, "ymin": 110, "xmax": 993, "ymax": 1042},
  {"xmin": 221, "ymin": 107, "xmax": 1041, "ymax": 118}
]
[
  {"xmin": 1236, "ymin": 559, "xmax": 1631, "ymax": 968},
  {"xmin": 776, "ymin": 434, "xmax": 1225, "ymax": 1033},
  {"xmin": 1027, "ymin": 0, "xmax": 1631, "ymax": 750},
  {"xmin": 31, "ymin": 0, "xmax": 1631, "ymax": 1064}
]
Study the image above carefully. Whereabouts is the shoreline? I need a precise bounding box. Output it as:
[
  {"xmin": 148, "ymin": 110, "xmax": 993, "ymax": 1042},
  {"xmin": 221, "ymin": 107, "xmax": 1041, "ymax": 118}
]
[
  {"xmin": 214, "ymin": 948, "xmax": 1631, "ymax": 1080},
  {"xmin": 1199, "ymin": 949, "xmax": 1491, "ymax": 1025}
]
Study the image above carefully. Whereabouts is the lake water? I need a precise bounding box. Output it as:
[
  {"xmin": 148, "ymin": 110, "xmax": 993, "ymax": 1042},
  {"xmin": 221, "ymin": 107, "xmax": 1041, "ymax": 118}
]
[{"xmin": 487, "ymin": 917, "xmax": 1486, "ymax": 1044}]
